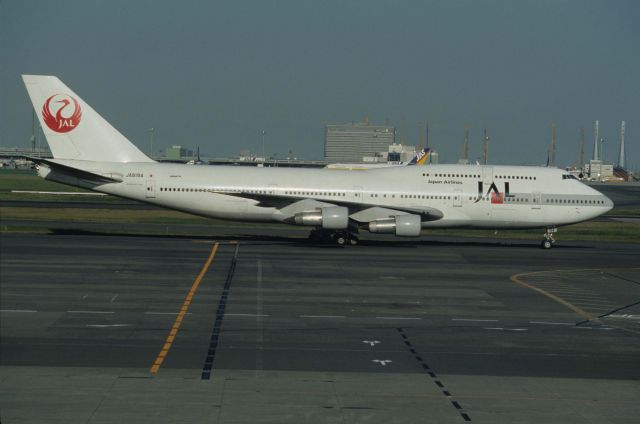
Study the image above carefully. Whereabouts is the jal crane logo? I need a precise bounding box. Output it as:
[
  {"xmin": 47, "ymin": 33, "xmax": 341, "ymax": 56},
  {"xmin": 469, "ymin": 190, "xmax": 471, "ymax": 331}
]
[{"xmin": 42, "ymin": 94, "xmax": 82, "ymax": 133}]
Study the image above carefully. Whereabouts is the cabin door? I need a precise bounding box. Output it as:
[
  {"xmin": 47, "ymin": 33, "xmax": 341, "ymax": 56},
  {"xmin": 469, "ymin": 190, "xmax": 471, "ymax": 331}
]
[
  {"xmin": 453, "ymin": 189, "xmax": 462, "ymax": 207},
  {"xmin": 145, "ymin": 179, "xmax": 156, "ymax": 198},
  {"xmin": 532, "ymin": 192, "xmax": 542, "ymax": 209}
]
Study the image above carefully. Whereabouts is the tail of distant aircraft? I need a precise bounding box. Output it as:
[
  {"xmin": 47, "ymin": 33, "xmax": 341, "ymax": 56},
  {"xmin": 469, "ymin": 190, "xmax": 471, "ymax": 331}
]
[
  {"xmin": 22, "ymin": 75, "xmax": 153, "ymax": 163},
  {"xmin": 408, "ymin": 147, "xmax": 432, "ymax": 165}
]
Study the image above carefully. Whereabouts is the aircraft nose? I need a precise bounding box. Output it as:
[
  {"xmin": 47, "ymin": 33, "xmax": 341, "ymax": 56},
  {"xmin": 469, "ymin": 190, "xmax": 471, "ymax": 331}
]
[
  {"xmin": 586, "ymin": 184, "xmax": 614, "ymax": 215},
  {"xmin": 604, "ymin": 194, "xmax": 614, "ymax": 213}
]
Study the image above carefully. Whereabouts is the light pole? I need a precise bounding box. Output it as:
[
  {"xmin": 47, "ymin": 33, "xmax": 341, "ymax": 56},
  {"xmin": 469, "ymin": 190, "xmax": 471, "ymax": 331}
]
[
  {"xmin": 148, "ymin": 128, "xmax": 155, "ymax": 158},
  {"xmin": 261, "ymin": 130, "xmax": 266, "ymax": 159}
]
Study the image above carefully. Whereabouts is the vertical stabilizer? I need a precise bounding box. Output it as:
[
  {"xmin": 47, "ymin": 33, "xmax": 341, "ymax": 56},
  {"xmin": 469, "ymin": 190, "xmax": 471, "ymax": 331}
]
[{"xmin": 22, "ymin": 75, "xmax": 153, "ymax": 163}]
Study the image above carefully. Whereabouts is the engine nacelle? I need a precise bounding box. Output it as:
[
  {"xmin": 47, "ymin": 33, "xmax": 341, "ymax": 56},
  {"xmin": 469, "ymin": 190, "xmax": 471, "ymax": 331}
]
[
  {"xmin": 367, "ymin": 214, "xmax": 421, "ymax": 237},
  {"xmin": 294, "ymin": 206, "xmax": 349, "ymax": 230}
]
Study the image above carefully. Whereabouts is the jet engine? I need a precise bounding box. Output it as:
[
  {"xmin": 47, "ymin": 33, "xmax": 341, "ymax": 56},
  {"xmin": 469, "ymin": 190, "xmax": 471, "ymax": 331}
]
[
  {"xmin": 367, "ymin": 214, "xmax": 421, "ymax": 237},
  {"xmin": 294, "ymin": 206, "xmax": 349, "ymax": 230}
]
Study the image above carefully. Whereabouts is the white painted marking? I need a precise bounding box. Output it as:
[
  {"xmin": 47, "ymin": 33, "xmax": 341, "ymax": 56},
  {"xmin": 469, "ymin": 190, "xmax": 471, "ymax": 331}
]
[
  {"xmin": 87, "ymin": 324, "xmax": 130, "ymax": 328},
  {"xmin": 227, "ymin": 313, "xmax": 270, "ymax": 317},
  {"xmin": 571, "ymin": 302, "xmax": 616, "ymax": 307},
  {"xmin": 0, "ymin": 309, "xmax": 37, "ymax": 313},
  {"xmin": 545, "ymin": 288, "xmax": 590, "ymax": 293},
  {"xmin": 563, "ymin": 295, "xmax": 613, "ymax": 300},
  {"xmin": 376, "ymin": 317, "xmax": 422, "ymax": 320},
  {"xmin": 110, "ymin": 294, "xmax": 119, "ymax": 303},
  {"xmin": 452, "ymin": 318, "xmax": 499, "ymax": 322},
  {"xmin": 372, "ymin": 359, "xmax": 392, "ymax": 366},
  {"xmin": 562, "ymin": 298, "xmax": 612, "ymax": 303},
  {"xmin": 67, "ymin": 310, "xmax": 114, "ymax": 314},
  {"xmin": 609, "ymin": 314, "xmax": 640, "ymax": 320},
  {"xmin": 362, "ymin": 340, "xmax": 381, "ymax": 347},
  {"xmin": 529, "ymin": 321, "xmax": 573, "ymax": 326},
  {"xmin": 572, "ymin": 305, "xmax": 616, "ymax": 310},
  {"xmin": 300, "ymin": 315, "xmax": 345, "ymax": 319},
  {"xmin": 484, "ymin": 327, "xmax": 528, "ymax": 332}
]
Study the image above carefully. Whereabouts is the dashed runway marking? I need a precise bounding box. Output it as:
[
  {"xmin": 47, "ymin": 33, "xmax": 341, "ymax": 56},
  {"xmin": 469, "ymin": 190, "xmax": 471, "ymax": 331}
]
[
  {"xmin": 201, "ymin": 243, "xmax": 239, "ymax": 380},
  {"xmin": 397, "ymin": 328, "xmax": 472, "ymax": 422}
]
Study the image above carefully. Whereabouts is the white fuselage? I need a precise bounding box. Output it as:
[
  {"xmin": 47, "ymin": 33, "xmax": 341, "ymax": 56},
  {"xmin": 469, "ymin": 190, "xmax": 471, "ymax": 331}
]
[{"xmin": 42, "ymin": 160, "xmax": 614, "ymax": 230}]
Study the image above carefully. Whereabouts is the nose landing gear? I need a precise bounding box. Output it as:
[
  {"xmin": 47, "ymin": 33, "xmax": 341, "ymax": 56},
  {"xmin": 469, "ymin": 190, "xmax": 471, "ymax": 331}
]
[{"xmin": 541, "ymin": 226, "xmax": 557, "ymax": 249}]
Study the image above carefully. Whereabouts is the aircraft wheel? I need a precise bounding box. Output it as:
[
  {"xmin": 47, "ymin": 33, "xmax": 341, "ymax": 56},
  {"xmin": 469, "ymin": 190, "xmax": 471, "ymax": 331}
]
[
  {"xmin": 308, "ymin": 230, "xmax": 321, "ymax": 241},
  {"xmin": 349, "ymin": 237, "xmax": 359, "ymax": 246},
  {"xmin": 541, "ymin": 240, "xmax": 553, "ymax": 249}
]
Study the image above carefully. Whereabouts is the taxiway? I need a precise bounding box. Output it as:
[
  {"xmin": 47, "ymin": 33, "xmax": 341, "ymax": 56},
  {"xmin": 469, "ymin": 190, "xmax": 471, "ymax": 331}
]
[{"xmin": 1, "ymin": 231, "xmax": 639, "ymax": 423}]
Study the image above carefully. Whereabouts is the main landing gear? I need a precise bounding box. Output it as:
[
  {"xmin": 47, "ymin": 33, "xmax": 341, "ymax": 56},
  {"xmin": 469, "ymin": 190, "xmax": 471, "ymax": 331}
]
[
  {"xmin": 308, "ymin": 228, "xmax": 360, "ymax": 246},
  {"xmin": 540, "ymin": 226, "xmax": 557, "ymax": 249}
]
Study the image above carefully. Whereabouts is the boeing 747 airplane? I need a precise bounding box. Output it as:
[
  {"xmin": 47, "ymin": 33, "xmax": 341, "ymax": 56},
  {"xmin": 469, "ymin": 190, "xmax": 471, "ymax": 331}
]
[{"xmin": 22, "ymin": 75, "xmax": 613, "ymax": 248}]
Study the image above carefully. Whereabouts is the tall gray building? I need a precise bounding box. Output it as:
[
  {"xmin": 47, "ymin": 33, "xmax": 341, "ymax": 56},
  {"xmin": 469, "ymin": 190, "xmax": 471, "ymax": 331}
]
[{"xmin": 324, "ymin": 122, "xmax": 395, "ymax": 162}]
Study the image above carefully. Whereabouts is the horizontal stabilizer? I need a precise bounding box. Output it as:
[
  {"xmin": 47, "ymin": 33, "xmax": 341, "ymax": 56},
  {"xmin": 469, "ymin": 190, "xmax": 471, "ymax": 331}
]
[{"xmin": 28, "ymin": 157, "xmax": 122, "ymax": 183}]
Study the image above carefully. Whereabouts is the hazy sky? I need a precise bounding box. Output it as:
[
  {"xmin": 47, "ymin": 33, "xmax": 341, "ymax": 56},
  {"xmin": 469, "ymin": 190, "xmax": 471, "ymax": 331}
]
[{"xmin": 1, "ymin": 0, "xmax": 639, "ymax": 168}]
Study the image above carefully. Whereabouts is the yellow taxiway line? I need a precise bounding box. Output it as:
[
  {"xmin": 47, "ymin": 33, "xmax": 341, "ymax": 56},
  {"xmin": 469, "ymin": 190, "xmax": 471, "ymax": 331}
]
[
  {"xmin": 510, "ymin": 271, "xmax": 596, "ymax": 321},
  {"xmin": 150, "ymin": 242, "xmax": 220, "ymax": 374}
]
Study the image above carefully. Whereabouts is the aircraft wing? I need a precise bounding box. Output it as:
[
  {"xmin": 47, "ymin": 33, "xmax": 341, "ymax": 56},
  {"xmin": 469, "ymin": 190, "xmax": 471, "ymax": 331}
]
[{"xmin": 213, "ymin": 190, "xmax": 443, "ymax": 222}]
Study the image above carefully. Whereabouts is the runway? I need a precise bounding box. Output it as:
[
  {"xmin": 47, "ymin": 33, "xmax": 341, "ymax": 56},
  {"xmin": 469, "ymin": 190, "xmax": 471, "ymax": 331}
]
[{"xmin": 1, "ymin": 231, "xmax": 639, "ymax": 423}]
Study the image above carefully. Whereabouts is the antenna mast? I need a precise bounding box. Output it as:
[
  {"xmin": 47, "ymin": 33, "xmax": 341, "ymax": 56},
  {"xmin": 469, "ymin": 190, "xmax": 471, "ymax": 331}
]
[
  {"xmin": 618, "ymin": 120, "xmax": 626, "ymax": 168},
  {"xmin": 592, "ymin": 120, "xmax": 599, "ymax": 160},
  {"xmin": 463, "ymin": 125, "xmax": 469, "ymax": 162},
  {"xmin": 578, "ymin": 127, "xmax": 585, "ymax": 167},
  {"xmin": 425, "ymin": 124, "xmax": 429, "ymax": 148},
  {"xmin": 549, "ymin": 123, "xmax": 557, "ymax": 167},
  {"xmin": 482, "ymin": 128, "xmax": 489, "ymax": 165}
]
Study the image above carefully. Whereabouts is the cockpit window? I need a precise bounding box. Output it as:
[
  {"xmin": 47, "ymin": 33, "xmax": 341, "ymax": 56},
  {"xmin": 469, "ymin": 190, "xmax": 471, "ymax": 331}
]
[{"xmin": 562, "ymin": 174, "xmax": 577, "ymax": 180}]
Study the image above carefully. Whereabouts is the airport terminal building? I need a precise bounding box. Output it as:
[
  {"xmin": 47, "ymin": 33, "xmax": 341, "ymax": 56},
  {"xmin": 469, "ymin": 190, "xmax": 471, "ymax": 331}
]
[{"xmin": 324, "ymin": 121, "xmax": 395, "ymax": 162}]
